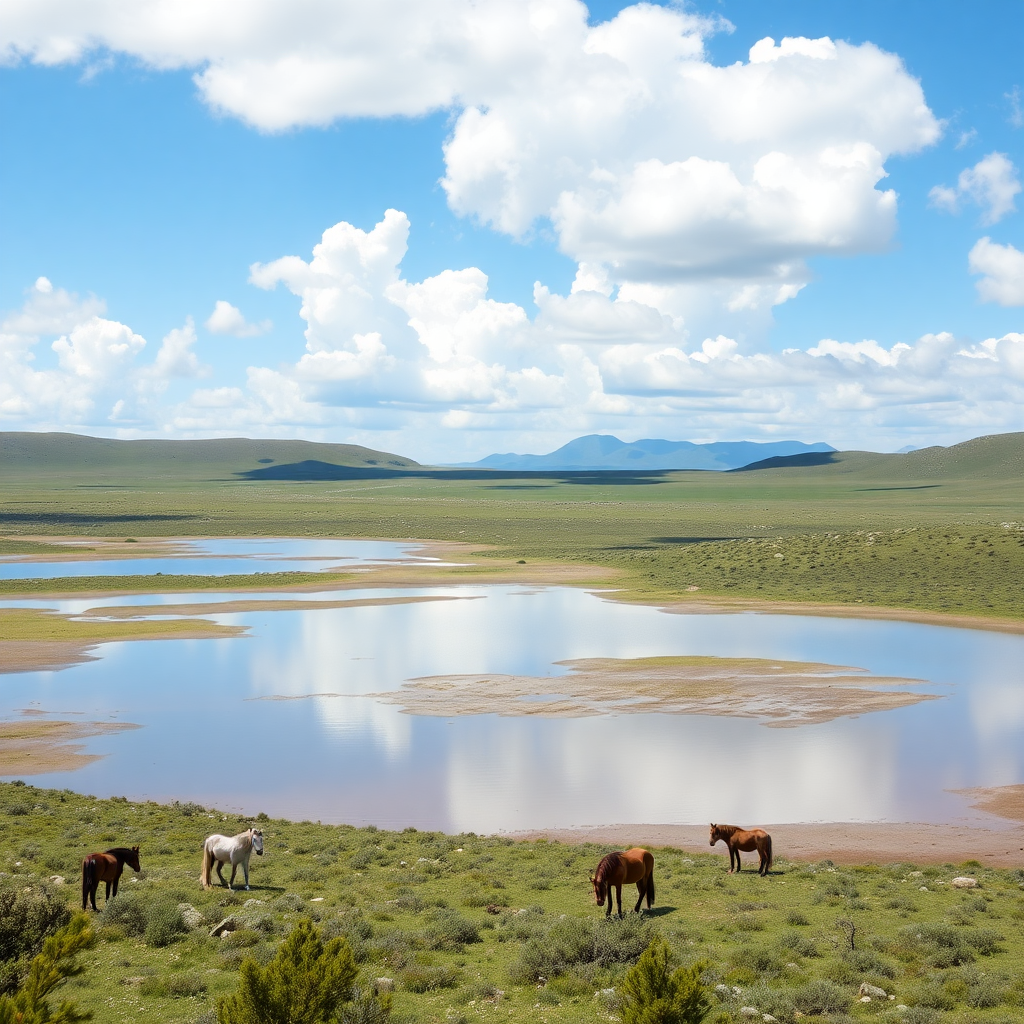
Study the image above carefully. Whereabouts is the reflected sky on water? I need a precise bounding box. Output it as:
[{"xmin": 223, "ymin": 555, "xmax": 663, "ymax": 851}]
[{"xmin": 2, "ymin": 539, "xmax": 1023, "ymax": 832}]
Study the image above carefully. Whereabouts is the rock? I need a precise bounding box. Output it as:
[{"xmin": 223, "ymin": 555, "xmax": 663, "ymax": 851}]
[
  {"xmin": 860, "ymin": 996, "xmax": 872, "ymax": 1003},
  {"xmin": 740, "ymin": 1007, "xmax": 759, "ymax": 1017},
  {"xmin": 48, "ymin": 875, "xmax": 65, "ymax": 885},
  {"xmin": 951, "ymin": 876, "xmax": 978, "ymax": 889},
  {"xmin": 210, "ymin": 916, "xmax": 237, "ymax": 938},
  {"xmin": 178, "ymin": 903, "xmax": 205, "ymax": 929},
  {"xmin": 374, "ymin": 978, "xmax": 394, "ymax": 994},
  {"xmin": 860, "ymin": 984, "xmax": 888, "ymax": 999},
  {"xmin": 310, "ymin": 897, "xmax": 324, "ymax": 902},
  {"xmin": 715, "ymin": 985, "xmax": 732, "ymax": 997},
  {"xmin": 919, "ymin": 886, "xmax": 929, "ymax": 891},
  {"xmin": 763, "ymin": 1015, "xmax": 777, "ymax": 1022}
]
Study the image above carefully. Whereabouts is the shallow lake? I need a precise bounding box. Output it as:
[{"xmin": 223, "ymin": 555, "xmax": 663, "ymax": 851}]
[{"xmin": 2, "ymin": 539, "xmax": 1023, "ymax": 833}]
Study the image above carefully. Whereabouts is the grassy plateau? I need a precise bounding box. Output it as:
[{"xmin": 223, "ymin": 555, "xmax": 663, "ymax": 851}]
[
  {"xmin": 2, "ymin": 783, "xmax": 1024, "ymax": 1024},
  {"xmin": 3, "ymin": 431, "xmax": 1024, "ymax": 620}
]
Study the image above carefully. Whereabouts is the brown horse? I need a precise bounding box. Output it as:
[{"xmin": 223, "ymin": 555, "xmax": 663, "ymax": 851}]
[
  {"xmin": 590, "ymin": 848, "xmax": 655, "ymax": 917},
  {"xmin": 82, "ymin": 846, "xmax": 141, "ymax": 911},
  {"xmin": 710, "ymin": 823, "xmax": 772, "ymax": 876}
]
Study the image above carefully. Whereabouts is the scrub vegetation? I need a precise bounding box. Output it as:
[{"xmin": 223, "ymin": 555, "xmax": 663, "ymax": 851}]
[
  {"xmin": 3, "ymin": 432, "xmax": 1024, "ymax": 620},
  {"xmin": 1, "ymin": 783, "xmax": 1023, "ymax": 1024}
]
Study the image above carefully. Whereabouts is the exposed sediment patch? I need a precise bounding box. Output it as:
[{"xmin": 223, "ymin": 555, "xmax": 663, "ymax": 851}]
[
  {"xmin": 372, "ymin": 655, "xmax": 936, "ymax": 726},
  {"xmin": 958, "ymin": 784, "xmax": 1024, "ymax": 823},
  {"xmin": 0, "ymin": 717, "xmax": 140, "ymax": 774}
]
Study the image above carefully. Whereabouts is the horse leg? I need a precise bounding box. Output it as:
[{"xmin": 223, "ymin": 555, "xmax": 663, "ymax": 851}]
[
  {"xmin": 242, "ymin": 859, "xmax": 250, "ymax": 891},
  {"xmin": 229, "ymin": 863, "xmax": 238, "ymax": 890},
  {"xmin": 633, "ymin": 880, "xmax": 645, "ymax": 914},
  {"xmin": 759, "ymin": 846, "xmax": 768, "ymax": 876},
  {"xmin": 90, "ymin": 884, "xmax": 98, "ymax": 912},
  {"xmin": 215, "ymin": 859, "xmax": 227, "ymax": 887},
  {"xmin": 616, "ymin": 883, "xmax": 624, "ymax": 918},
  {"xmin": 733, "ymin": 847, "xmax": 742, "ymax": 873}
]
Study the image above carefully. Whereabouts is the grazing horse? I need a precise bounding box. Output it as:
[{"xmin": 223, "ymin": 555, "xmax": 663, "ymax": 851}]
[
  {"xmin": 82, "ymin": 846, "xmax": 141, "ymax": 911},
  {"xmin": 710, "ymin": 823, "xmax": 773, "ymax": 876},
  {"xmin": 201, "ymin": 828, "xmax": 264, "ymax": 891},
  {"xmin": 590, "ymin": 848, "xmax": 655, "ymax": 918}
]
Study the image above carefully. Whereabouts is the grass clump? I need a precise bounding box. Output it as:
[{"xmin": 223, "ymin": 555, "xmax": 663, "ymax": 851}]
[{"xmin": 619, "ymin": 938, "xmax": 711, "ymax": 1024}]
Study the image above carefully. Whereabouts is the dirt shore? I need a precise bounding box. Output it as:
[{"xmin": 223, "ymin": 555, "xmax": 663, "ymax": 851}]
[{"xmin": 512, "ymin": 819, "xmax": 1024, "ymax": 868}]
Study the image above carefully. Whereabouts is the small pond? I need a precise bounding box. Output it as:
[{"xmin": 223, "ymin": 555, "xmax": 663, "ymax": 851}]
[{"xmin": 2, "ymin": 539, "xmax": 1023, "ymax": 833}]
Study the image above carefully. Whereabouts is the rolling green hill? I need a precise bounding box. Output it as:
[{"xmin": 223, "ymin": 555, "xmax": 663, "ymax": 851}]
[{"xmin": 0, "ymin": 432, "xmax": 419, "ymax": 481}]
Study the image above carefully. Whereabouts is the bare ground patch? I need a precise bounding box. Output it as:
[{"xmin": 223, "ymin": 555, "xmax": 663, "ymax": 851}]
[
  {"xmin": 0, "ymin": 717, "xmax": 140, "ymax": 774},
  {"xmin": 370, "ymin": 655, "xmax": 936, "ymax": 726}
]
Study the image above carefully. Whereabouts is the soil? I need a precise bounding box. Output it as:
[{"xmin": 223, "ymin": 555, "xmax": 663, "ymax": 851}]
[
  {"xmin": 370, "ymin": 655, "xmax": 936, "ymax": 726},
  {"xmin": 0, "ymin": 717, "xmax": 140, "ymax": 774}
]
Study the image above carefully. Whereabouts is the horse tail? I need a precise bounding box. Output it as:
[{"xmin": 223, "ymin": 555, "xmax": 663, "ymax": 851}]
[
  {"xmin": 81, "ymin": 857, "xmax": 94, "ymax": 909},
  {"xmin": 765, "ymin": 833, "xmax": 773, "ymax": 871},
  {"xmin": 646, "ymin": 866, "xmax": 655, "ymax": 908},
  {"xmin": 200, "ymin": 841, "xmax": 213, "ymax": 888}
]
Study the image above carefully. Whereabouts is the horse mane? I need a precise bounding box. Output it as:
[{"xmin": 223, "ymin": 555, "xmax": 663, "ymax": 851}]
[
  {"xmin": 711, "ymin": 824, "xmax": 738, "ymax": 838},
  {"xmin": 104, "ymin": 847, "xmax": 136, "ymax": 858},
  {"xmin": 595, "ymin": 851, "xmax": 622, "ymax": 885}
]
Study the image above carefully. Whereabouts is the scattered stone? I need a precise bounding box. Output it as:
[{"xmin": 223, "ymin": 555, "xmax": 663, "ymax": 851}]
[
  {"xmin": 740, "ymin": 1007, "xmax": 759, "ymax": 1017},
  {"xmin": 919, "ymin": 886, "xmax": 929, "ymax": 891},
  {"xmin": 763, "ymin": 1015, "xmax": 777, "ymax": 1022},
  {"xmin": 210, "ymin": 916, "xmax": 237, "ymax": 938},
  {"xmin": 860, "ymin": 984, "xmax": 888, "ymax": 999},
  {"xmin": 400, "ymin": 861, "xmax": 408, "ymax": 867},
  {"xmin": 178, "ymin": 903, "xmax": 205, "ymax": 929},
  {"xmin": 715, "ymin": 985, "xmax": 732, "ymax": 998},
  {"xmin": 374, "ymin": 978, "xmax": 394, "ymax": 994},
  {"xmin": 48, "ymin": 875, "xmax": 65, "ymax": 885},
  {"xmin": 951, "ymin": 877, "xmax": 978, "ymax": 889},
  {"xmin": 860, "ymin": 996, "xmax": 872, "ymax": 1003},
  {"xmin": 310, "ymin": 897, "xmax": 324, "ymax": 902}
]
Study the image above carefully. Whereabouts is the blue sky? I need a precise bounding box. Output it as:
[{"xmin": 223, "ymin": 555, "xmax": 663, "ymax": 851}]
[{"xmin": 1, "ymin": 0, "xmax": 1022, "ymax": 462}]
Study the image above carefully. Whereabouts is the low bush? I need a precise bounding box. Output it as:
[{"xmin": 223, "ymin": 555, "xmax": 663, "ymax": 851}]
[
  {"xmin": 0, "ymin": 883, "xmax": 72, "ymax": 994},
  {"xmin": 144, "ymin": 899, "xmax": 188, "ymax": 947},
  {"xmin": 423, "ymin": 908, "xmax": 479, "ymax": 950},
  {"xmin": 99, "ymin": 891, "xmax": 147, "ymax": 937},
  {"xmin": 793, "ymin": 978, "xmax": 850, "ymax": 1015},
  {"xmin": 619, "ymin": 938, "xmax": 711, "ymax": 1024},
  {"xmin": 399, "ymin": 963, "xmax": 461, "ymax": 992}
]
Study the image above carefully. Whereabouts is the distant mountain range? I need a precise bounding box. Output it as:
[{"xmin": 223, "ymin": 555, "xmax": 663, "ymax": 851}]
[{"xmin": 453, "ymin": 434, "xmax": 836, "ymax": 472}]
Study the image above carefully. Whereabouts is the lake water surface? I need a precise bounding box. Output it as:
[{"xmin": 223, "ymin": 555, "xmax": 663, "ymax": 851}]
[{"xmin": 2, "ymin": 539, "xmax": 1023, "ymax": 833}]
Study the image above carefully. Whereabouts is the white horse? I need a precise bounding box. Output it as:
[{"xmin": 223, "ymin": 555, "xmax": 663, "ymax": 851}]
[{"xmin": 201, "ymin": 828, "xmax": 264, "ymax": 890}]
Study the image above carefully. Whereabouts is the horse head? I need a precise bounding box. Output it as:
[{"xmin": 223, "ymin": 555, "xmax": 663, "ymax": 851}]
[
  {"xmin": 128, "ymin": 846, "xmax": 141, "ymax": 872},
  {"xmin": 709, "ymin": 824, "xmax": 719, "ymax": 846},
  {"xmin": 251, "ymin": 829, "xmax": 264, "ymax": 856},
  {"xmin": 590, "ymin": 871, "xmax": 606, "ymax": 906}
]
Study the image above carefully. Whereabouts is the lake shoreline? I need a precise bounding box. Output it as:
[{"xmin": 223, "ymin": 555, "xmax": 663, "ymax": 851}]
[{"xmin": 509, "ymin": 817, "xmax": 1024, "ymax": 868}]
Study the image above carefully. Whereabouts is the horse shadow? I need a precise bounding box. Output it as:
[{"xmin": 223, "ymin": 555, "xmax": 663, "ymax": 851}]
[{"xmin": 641, "ymin": 905, "xmax": 677, "ymax": 919}]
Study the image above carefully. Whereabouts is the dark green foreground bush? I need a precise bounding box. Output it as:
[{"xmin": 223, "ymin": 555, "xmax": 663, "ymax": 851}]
[
  {"xmin": 0, "ymin": 884, "xmax": 72, "ymax": 995},
  {"xmin": 619, "ymin": 938, "xmax": 711, "ymax": 1024}
]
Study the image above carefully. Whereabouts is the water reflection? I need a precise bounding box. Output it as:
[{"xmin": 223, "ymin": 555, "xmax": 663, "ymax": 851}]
[{"xmin": 1, "ymin": 578, "xmax": 1023, "ymax": 831}]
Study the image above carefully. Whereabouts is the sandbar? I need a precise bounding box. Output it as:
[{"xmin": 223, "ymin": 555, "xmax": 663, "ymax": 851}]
[
  {"xmin": 0, "ymin": 717, "xmax": 140, "ymax": 774},
  {"xmin": 371, "ymin": 655, "xmax": 936, "ymax": 726}
]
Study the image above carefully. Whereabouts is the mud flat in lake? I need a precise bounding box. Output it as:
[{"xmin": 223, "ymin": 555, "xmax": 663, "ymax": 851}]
[
  {"xmin": 368, "ymin": 655, "xmax": 935, "ymax": 726},
  {"xmin": 0, "ymin": 717, "xmax": 139, "ymax": 774}
]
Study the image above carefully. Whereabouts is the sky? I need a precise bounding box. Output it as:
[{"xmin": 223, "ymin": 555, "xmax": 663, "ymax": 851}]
[{"xmin": 1, "ymin": 0, "xmax": 1022, "ymax": 463}]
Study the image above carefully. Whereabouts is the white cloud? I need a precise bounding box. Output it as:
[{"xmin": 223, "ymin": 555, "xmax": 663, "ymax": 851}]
[
  {"xmin": 929, "ymin": 152, "xmax": 1021, "ymax": 225},
  {"xmin": 1, "ymin": 2, "xmax": 939, "ymax": 328},
  {"xmin": 969, "ymin": 237, "xmax": 1024, "ymax": 306},
  {"xmin": 204, "ymin": 299, "xmax": 271, "ymax": 337}
]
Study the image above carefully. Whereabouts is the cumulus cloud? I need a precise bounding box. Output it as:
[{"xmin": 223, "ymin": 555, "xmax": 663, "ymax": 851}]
[
  {"xmin": 153, "ymin": 210, "xmax": 1024, "ymax": 455},
  {"xmin": 0, "ymin": 280, "xmax": 207, "ymax": 428},
  {"xmin": 969, "ymin": 237, "xmax": 1024, "ymax": 306},
  {"xmin": 204, "ymin": 300, "xmax": 271, "ymax": 337},
  {"xmin": 930, "ymin": 152, "xmax": 1021, "ymax": 225},
  {"xmin": 1, "ymin": 1, "xmax": 940, "ymax": 326}
]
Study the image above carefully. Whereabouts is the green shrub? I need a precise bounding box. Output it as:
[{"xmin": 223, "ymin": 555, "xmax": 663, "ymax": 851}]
[
  {"xmin": 509, "ymin": 914, "xmax": 653, "ymax": 984},
  {"xmin": 619, "ymin": 938, "xmax": 711, "ymax": 1024},
  {"xmin": 793, "ymin": 978, "xmax": 849, "ymax": 1015},
  {"xmin": 99, "ymin": 890, "xmax": 147, "ymax": 937},
  {"xmin": 0, "ymin": 884, "xmax": 72, "ymax": 995},
  {"xmin": 145, "ymin": 900, "xmax": 187, "ymax": 947},
  {"xmin": 424, "ymin": 909, "xmax": 479, "ymax": 950},
  {"xmin": 785, "ymin": 911, "xmax": 809, "ymax": 927},
  {"xmin": 167, "ymin": 972, "xmax": 209, "ymax": 998},
  {"xmin": 0, "ymin": 914, "xmax": 95, "ymax": 1024},
  {"xmin": 217, "ymin": 918, "xmax": 375, "ymax": 1024},
  {"xmin": 399, "ymin": 964, "xmax": 461, "ymax": 992}
]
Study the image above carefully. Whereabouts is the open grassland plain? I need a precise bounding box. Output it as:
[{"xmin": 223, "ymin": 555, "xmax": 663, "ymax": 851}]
[
  {"xmin": 1, "ymin": 783, "xmax": 1024, "ymax": 1024},
  {"xmin": 3, "ymin": 432, "xmax": 1024, "ymax": 623}
]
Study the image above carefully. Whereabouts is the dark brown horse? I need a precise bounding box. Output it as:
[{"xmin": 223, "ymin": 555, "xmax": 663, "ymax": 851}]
[
  {"xmin": 710, "ymin": 823, "xmax": 772, "ymax": 876},
  {"xmin": 590, "ymin": 848, "xmax": 655, "ymax": 917},
  {"xmin": 82, "ymin": 846, "xmax": 141, "ymax": 911}
]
